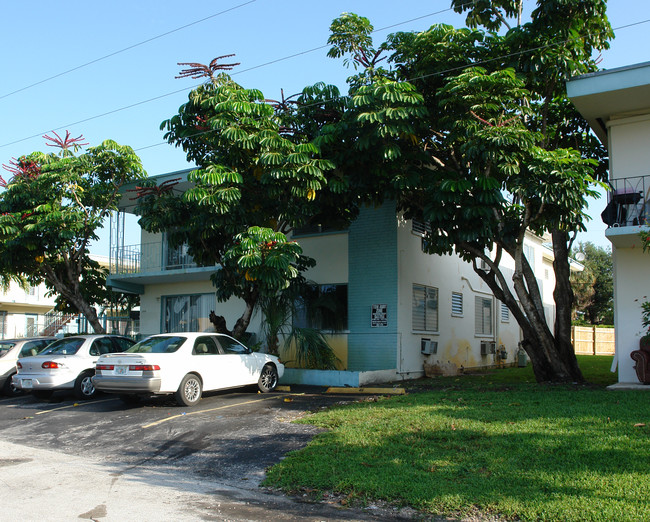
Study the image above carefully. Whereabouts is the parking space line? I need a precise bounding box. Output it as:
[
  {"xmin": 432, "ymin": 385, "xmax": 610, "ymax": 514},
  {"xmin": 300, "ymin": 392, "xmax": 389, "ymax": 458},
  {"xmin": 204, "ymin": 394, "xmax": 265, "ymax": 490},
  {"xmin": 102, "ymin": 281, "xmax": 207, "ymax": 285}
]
[
  {"xmin": 34, "ymin": 398, "xmax": 116, "ymax": 415},
  {"xmin": 141, "ymin": 393, "xmax": 299, "ymax": 429}
]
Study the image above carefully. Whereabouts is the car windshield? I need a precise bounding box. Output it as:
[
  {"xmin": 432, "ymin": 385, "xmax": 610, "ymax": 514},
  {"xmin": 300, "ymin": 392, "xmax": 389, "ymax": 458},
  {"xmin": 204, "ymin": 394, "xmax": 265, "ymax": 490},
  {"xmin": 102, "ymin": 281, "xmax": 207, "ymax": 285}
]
[
  {"xmin": 126, "ymin": 336, "xmax": 186, "ymax": 354},
  {"xmin": 0, "ymin": 343, "xmax": 16, "ymax": 358},
  {"xmin": 42, "ymin": 338, "xmax": 85, "ymax": 356}
]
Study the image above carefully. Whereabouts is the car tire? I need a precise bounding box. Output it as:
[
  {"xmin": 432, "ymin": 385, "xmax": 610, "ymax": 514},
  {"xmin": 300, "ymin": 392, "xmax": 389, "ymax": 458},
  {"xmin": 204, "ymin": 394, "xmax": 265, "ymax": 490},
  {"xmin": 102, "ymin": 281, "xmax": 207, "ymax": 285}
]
[
  {"xmin": 175, "ymin": 374, "xmax": 202, "ymax": 407},
  {"xmin": 74, "ymin": 370, "xmax": 97, "ymax": 400},
  {"xmin": 32, "ymin": 390, "xmax": 53, "ymax": 400},
  {"xmin": 2, "ymin": 373, "xmax": 22, "ymax": 397},
  {"xmin": 258, "ymin": 364, "xmax": 278, "ymax": 393}
]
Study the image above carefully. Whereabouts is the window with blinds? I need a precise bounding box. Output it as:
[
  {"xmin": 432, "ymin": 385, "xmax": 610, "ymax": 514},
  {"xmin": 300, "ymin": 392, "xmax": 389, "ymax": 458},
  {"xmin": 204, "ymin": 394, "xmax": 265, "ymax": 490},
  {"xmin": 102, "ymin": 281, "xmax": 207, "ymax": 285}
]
[
  {"xmin": 501, "ymin": 302, "xmax": 510, "ymax": 322},
  {"xmin": 451, "ymin": 292, "xmax": 463, "ymax": 316},
  {"xmin": 475, "ymin": 296, "xmax": 493, "ymax": 335},
  {"xmin": 413, "ymin": 284, "xmax": 439, "ymax": 332}
]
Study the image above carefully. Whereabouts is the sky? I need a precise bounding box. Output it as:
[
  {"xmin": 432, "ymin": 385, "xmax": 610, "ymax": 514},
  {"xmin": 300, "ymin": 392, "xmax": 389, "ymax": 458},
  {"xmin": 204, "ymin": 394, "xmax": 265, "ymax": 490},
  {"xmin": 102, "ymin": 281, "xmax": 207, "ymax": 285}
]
[{"xmin": 2, "ymin": 0, "xmax": 650, "ymax": 255}]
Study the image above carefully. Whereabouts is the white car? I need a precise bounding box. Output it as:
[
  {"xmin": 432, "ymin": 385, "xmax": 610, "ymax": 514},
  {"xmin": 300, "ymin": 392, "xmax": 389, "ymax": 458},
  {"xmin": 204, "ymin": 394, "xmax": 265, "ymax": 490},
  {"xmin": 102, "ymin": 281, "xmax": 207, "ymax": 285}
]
[
  {"xmin": 13, "ymin": 335, "xmax": 135, "ymax": 400},
  {"xmin": 0, "ymin": 337, "xmax": 56, "ymax": 396},
  {"xmin": 92, "ymin": 332, "xmax": 284, "ymax": 406}
]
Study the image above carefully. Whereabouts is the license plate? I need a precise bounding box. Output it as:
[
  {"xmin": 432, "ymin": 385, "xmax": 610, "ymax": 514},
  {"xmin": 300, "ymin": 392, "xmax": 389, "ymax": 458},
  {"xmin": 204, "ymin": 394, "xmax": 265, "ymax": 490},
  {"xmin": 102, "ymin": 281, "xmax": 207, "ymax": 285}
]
[
  {"xmin": 21, "ymin": 379, "xmax": 33, "ymax": 389},
  {"xmin": 115, "ymin": 365, "xmax": 128, "ymax": 375}
]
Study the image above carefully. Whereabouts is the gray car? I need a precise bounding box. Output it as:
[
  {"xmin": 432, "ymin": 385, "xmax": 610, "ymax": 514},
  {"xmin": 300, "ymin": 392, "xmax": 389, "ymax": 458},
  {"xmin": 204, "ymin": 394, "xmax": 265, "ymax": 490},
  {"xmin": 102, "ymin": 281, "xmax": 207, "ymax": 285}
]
[
  {"xmin": 13, "ymin": 335, "xmax": 135, "ymax": 400},
  {"xmin": 0, "ymin": 337, "xmax": 56, "ymax": 396}
]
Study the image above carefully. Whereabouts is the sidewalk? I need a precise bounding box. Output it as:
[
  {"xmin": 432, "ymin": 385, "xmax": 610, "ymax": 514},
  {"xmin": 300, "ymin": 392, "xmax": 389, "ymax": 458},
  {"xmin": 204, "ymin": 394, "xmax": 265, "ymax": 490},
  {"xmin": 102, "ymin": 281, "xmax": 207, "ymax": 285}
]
[{"xmin": 0, "ymin": 440, "xmax": 395, "ymax": 521}]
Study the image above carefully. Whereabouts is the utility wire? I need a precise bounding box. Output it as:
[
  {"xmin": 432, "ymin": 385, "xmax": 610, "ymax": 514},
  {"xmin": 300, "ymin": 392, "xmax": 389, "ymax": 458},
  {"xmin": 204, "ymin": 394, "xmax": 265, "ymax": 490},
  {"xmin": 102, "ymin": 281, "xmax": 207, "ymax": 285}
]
[
  {"xmin": 1, "ymin": 12, "xmax": 647, "ymax": 152},
  {"xmin": 0, "ymin": 5, "xmax": 461, "ymax": 150},
  {"xmin": 0, "ymin": 0, "xmax": 256, "ymax": 101},
  {"xmin": 132, "ymin": 17, "xmax": 650, "ymax": 154}
]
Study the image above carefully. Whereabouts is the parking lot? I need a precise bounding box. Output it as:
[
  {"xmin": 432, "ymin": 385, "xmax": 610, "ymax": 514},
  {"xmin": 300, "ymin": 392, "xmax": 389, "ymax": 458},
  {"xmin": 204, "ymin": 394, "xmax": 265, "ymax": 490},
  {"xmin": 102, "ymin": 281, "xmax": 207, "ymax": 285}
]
[{"xmin": 0, "ymin": 388, "xmax": 399, "ymax": 521}]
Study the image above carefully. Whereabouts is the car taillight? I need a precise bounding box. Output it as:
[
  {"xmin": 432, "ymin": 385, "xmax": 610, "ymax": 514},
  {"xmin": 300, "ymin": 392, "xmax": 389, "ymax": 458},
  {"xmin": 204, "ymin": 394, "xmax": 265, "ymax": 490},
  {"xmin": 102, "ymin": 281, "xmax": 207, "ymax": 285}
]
[
  {"xmin": 16, "ymin": 362, "xmax": 22, "ymax": 369},
  {"xmin": 96, "ymin": 364, "xmax": 114, "ymax": 371},
  {"xmin": 129, "ymin": 365, "xmax": 160, "ymax": 371},
  {"xmin": 42, "ymin": 361, "xmax": 59, "ymax": 369}
]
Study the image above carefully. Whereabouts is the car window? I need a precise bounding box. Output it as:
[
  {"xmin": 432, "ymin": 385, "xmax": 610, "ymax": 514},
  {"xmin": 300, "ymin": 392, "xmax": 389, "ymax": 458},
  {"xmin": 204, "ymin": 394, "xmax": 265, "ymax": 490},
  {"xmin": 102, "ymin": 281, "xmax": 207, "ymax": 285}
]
[
  {"xmin": 112, "ymin": 337, "xmax": 135, "ymax": 352},
  {"xmin": 20, "ymin": 341, "xmax": 49, "ymax": 358},
  {"xmin": 0, "ymin": 342, "xmax": 16, "ymax": 358},
  {"xmin": 193, "ymin": 336, "xmax": 220, "ymax": 355},
  {"xmin": 127, "ymin": 336, "xmax": 186, "ymax": 354},
  {"xmin": 216, "ymin": 336, "xmax": 250, "ymax": 355},
  {"xmin": 43, "ymin": 338, "xmax": 85, "ymax": 355},
  {"xmin": 90, "ymin": 338, "xmax": 118, "ymax": 356}
]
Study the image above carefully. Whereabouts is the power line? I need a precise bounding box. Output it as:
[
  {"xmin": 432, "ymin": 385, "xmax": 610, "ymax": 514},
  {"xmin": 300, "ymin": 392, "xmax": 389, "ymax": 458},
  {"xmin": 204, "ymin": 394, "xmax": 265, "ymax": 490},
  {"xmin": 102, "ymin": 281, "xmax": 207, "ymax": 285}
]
[
  {"xmin": 1, "ymin": 13, "xmax": 647, "ymax": 152},
  {"xmin": 0, "ymin": 0, "xmax": 256, "ymax": 101},
  {"xmin": 131, "ymin": 17, "xmax": 650, "ymax": 155},
  {"xmin": 0, "ymin": 5, "xmax": 461, "ymax": 150}
]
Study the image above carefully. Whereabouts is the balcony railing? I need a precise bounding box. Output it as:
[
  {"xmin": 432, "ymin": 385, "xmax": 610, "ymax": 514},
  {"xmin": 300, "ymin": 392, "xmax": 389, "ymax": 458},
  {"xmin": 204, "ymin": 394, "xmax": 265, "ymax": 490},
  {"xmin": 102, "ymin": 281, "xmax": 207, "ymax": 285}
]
[
  {"xmin": 602, "ymin": 175, "xmax": 650, "ymax": 227},
  {"xmin": 110, "ymin": 242, "xmax": 198, "ymax": 275}
]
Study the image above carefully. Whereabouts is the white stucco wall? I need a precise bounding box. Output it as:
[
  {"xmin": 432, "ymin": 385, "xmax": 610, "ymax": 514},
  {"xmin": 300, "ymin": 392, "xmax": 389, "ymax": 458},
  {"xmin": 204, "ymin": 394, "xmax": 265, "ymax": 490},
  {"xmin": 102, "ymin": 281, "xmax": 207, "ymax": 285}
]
[
  {"xmin": 609, "ymin": 114, "xmax": 650, "ymax": 180},
  {"xmin": 395, "ymin": 218, "xmax": 534, "ymax": 375},
  {"xmin": 294, "ymin": 232, "xmax": 349, "ymax": 284},
  {"xmin": 612, "ymin": 247, "xmax": 649, "ymax": 383}
]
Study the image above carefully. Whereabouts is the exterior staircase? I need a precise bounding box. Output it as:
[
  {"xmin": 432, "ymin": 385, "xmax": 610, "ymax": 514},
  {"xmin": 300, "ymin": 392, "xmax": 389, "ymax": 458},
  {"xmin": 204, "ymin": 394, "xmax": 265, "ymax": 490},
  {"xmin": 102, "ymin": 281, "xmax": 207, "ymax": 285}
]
[{"xmin": 40, "ymin": 311, "xmax": 77, "ymax": 337}]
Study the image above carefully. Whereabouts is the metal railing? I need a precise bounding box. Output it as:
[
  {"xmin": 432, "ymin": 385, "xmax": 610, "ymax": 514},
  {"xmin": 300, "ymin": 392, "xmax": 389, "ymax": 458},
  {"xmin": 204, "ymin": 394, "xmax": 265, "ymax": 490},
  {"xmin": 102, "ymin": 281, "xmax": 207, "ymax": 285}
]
[
  {"xmin": 110, "ymin": 242, "xmax": 198, "ymax": 275},
  {"xmin": 603, "ymin": 175, "xmax": 650, "ymax": 227}
]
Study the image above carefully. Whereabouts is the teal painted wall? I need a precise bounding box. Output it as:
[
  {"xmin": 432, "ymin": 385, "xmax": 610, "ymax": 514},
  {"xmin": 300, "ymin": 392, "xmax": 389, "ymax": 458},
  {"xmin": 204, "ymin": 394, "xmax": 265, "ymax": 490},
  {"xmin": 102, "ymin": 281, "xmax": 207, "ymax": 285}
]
[{"xmin": 347, "ymin": 202, "xmax": 399, "ymax": 371}]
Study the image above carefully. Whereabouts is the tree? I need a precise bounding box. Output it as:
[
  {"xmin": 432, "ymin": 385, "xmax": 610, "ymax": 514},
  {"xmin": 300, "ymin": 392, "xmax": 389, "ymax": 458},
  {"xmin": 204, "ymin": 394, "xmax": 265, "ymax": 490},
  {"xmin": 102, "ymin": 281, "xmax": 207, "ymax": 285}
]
[
  {"xmin": 134, "ymin": 60, "xmax": 346, "ymax": 342},
  {"xmin": 0, "ymin": 132, "xmax": 146, "ymax": 333},
  {"xmin": 570, "ymin": 242, "xmax": 613, "ymax": 324},
  {"xmin": 315, "ymin": 1, "xmax": 612, "ymax": 382}
]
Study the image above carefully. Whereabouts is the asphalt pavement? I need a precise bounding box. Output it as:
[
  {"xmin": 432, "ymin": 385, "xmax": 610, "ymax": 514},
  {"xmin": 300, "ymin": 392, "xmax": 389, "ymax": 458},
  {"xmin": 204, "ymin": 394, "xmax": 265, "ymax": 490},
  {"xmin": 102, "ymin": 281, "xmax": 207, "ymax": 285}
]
[{"xmin": 0, "ymin": 387, "xmax": 418, "ymax": 521}]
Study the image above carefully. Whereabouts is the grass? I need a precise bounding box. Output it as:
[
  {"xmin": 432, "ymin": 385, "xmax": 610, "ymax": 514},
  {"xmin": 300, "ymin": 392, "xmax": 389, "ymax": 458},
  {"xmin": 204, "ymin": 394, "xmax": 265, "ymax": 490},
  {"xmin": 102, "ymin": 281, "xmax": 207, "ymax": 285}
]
[{"xmin": 264, "ymin": 356, "xmax": 650, "ymax": 521}]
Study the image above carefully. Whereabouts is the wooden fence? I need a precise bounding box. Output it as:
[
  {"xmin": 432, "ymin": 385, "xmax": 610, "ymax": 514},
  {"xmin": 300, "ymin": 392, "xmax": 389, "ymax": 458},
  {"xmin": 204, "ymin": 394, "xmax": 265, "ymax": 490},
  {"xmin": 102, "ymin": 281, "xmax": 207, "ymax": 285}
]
[{"xmin": 571, "ymin": 326, "xmax": 615, "ymax": 355}]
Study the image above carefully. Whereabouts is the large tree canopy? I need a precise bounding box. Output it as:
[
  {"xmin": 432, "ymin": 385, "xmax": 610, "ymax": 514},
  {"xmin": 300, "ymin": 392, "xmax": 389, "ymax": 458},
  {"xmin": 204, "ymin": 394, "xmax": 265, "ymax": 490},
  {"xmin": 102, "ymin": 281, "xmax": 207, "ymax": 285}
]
[
  {"xmin": 0, "ymin": 133, "xmax": 146, "ymax": 332},
  {"xmin": 312, "ymin": 1, "xmax": 613, "ymax": 382},
  {"xmin": 134, "ymin": 64, "xmax": 351, "ymax": 342}
]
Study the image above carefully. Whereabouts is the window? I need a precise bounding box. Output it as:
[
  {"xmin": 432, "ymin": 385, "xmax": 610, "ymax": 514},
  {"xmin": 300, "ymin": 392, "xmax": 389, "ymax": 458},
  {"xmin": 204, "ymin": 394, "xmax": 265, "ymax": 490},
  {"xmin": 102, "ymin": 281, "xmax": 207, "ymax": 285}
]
[
  {"xmin": 294, "ymin": 284, "xmax": 348, "ymax": 331},
  {"xmin": 413, "ymin": 284, "xmax": 439, "ymax": 332},
  {"xmin": 163, "ymin": 294, "xmax": 216, "ymax": 333},
  {"xmin": 523, "ymin": 244, "xmax": 535, "ymax": 272},
  {"xmin": 451, "ymin": 292, "xmax": 463, "ymax": 316},
  {"xmin": 90, "ymin": 337, "xmax": 119, "ymax": 356},
  {"xmin": 500, "ymin": 303, "xmax": 509, "ymax": 322},
  {"xmin": 193, "ymin": 336, "xmax": 220, "ymax": 355},
  {"xmin": 217, "ymin": 336, "xmax": 249, "ymax": 354},
  {"xmin": 412, "ymin": 220, "xmax": 432, "ymax": 251},
  {"xmin": 475, "ymin": 296, "xmax": 493, "ymax": 335},
  {"xmin": 164, "ymin": 233, "xmax": 196, "ymax": 270}
]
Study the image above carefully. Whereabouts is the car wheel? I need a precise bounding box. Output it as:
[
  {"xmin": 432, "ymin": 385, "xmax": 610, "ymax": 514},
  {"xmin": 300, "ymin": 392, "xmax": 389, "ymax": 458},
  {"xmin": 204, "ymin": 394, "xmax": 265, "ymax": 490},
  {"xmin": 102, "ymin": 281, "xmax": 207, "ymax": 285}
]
[
  {"xmin": 175, "ymin": 374, "xmax": 202, "ymax": 407},
  {"xmin": 32, "ymin": 390, "xmax": 53, "ymax": 400},
  {"xmin": 74, "ymin": 370, "xmax": 97, "ymax": 400},
  {"xmin": 258, "ymin": 364, "xmax": 278, "ymax": 393},
  {"xmin": 2, "ymin": 373, "xmax": 22, "ymax": 397}
]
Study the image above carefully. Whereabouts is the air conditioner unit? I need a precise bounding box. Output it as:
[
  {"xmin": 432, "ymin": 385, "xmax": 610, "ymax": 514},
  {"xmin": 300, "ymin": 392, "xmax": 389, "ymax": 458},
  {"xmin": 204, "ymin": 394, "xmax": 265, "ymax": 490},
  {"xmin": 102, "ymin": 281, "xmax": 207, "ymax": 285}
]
[
  {"xmin": 421, "ymin": 338, "xmax": 438, "ymax": 355},
  {"xmin": 480, "ymin": 341, "xmax": 496, "ymax": 355}
]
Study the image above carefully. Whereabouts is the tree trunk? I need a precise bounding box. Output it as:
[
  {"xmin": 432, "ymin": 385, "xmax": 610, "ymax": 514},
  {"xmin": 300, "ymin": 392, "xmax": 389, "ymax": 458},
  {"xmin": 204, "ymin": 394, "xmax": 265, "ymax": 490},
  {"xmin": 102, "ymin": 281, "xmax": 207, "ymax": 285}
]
[
  {"xmin": 232, "ymin": 288, "xmax": 259, "ymax": 340},
  {"xmin": 551, "ymin": 230, "xmax": 584, "ymax": 382},
  {"xmin": 471, "ymin": 237, "xmax": 584, "ymax": 383}
]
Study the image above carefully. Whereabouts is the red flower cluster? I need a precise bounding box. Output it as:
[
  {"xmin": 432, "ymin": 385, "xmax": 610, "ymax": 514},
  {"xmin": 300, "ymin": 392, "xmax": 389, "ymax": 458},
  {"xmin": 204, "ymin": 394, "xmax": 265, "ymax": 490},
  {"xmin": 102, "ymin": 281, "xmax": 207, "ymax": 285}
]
[
  {"xmin": 43, "ymin": 131, "xmax": 88, "ymax": 151},
  {"xmin": 2, "ymin": 156, "xmax": 42, "ymax": 184}
]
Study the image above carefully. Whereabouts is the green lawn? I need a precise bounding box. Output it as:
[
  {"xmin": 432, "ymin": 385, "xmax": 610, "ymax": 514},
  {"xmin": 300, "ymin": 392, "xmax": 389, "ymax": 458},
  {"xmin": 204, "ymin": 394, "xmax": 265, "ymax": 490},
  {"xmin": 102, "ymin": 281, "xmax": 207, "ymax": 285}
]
[{"xmin": 264, "ymin": 356, "xmax": 650, "ymax": 521}]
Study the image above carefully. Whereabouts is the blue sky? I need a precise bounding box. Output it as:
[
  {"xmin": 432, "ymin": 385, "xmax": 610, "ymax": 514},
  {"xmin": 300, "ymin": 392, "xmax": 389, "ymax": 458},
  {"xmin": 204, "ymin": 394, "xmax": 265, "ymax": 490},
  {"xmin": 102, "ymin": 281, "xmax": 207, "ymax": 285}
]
[{"xmin": 2, "ymin": 0, "xmax": 649, "ymax": 254}]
